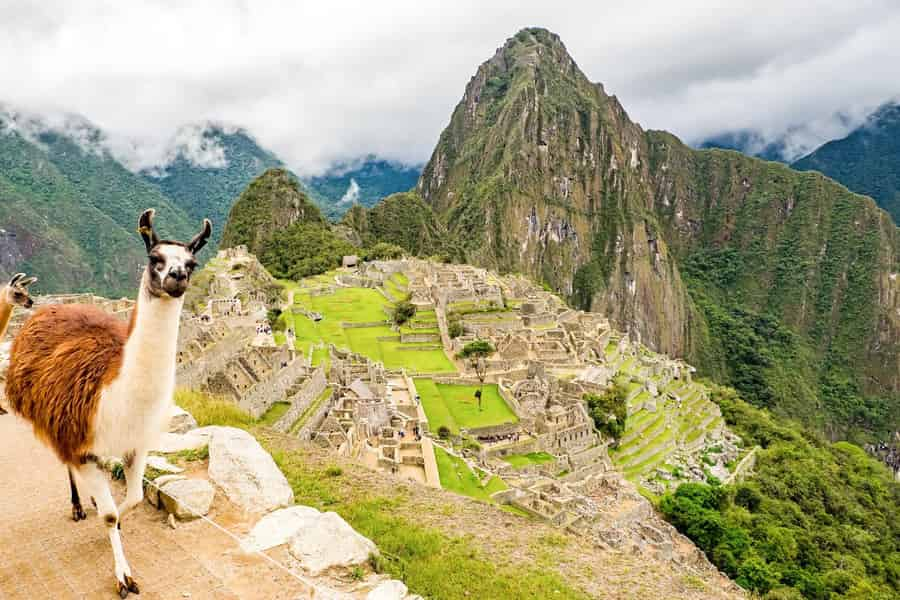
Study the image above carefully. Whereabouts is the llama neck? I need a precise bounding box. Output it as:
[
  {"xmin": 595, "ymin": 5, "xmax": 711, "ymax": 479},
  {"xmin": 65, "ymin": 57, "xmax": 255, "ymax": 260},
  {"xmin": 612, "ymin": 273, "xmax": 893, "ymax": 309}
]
[
  {"xmin": 0, "ymin": 290, "xmax": 12, "ymax": 341},
  {"xmin": 123, "ymin": 277, "xmax": 184, "ymax": 381}
]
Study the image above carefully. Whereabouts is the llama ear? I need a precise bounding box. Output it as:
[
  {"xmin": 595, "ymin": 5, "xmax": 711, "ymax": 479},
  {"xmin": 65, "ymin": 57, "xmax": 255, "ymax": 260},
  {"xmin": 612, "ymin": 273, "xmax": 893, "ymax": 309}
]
[
  {"xmin": 8, "ymin": 273, "xmax": 25, "ymax": 286},
  {"xmin": 188, "ymin": 218, "xmax": 212, "ymax": 255},
  {"xmin": 19, "ymin": 276, "xmax": 37, "ymax": 288},
  {"xmin": 138, "ymin": 209, "xmax": 160, "ymax": 253}
]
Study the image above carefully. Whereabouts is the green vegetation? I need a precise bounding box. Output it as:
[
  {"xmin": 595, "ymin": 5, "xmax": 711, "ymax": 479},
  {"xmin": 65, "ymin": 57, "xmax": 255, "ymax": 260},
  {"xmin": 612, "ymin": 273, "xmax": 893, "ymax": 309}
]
[
  {"xmin": 282, "ymin": 281, "xmax": 454, "ymax": 373},
  {"xmin": 0, "ymin": 121, "xmax": 196, "ymax": 296},
  {"xmin": 220, "ymin": 168, "xmax": 326, "ymax": 256},
  {"xmin": 173, "ymin": 389, "xmax": 256, "ymax": 429},
  {"xmin": 793, "ymin": 101, "xmax": 900, "ymax": 222},
  {"xmin": 258, "ymin": 401, "xmax": 291, "ymax": 427},
  {"xmin": 261, "ymin": 222, "xmax": 357, "ymax": 279},
  {"xmin": 392, "ymin": 297, "xmax": 417, "ymax": 326},
  {"xmin": 584, "ymin": 383, "xmax": 628, "ymax": 441},
  {"xmin": 414, "ymin": 379, "xmax": 517, "ymax": 435},
  {"xmin": 269, "ymin": 444, "xmax": 590, "ymax": 599},
  {"xmin": 660, "ymin": 385, "xmax": 900, "ymax": 599},
  {"xmin": 433, "ymin": 446, "xmax": 508, "ymax": 503},
  {"xmin": 456, "ymin": 339, "xmax": 495, "ymax": 360},
  {"xmin": 341, "ymin": 191, "xmax": 461, "ymax": 259},
  {"xmin": 303, "ymin": 156, "xmax": 422, "ymax": 221},
  {"xmin": 144, "ymin": 126, "xmax": 284, "ymax": 246},
  {"xmin": 502, "ymin": 452, "xmax": 555, "ymax": 468}
]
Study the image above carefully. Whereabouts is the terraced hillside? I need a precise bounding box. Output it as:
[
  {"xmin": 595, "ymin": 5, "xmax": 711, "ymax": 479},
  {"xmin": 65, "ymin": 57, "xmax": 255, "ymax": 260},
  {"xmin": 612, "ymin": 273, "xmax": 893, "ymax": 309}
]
[{"xmin": 276, "ymin": 271, "xmax": 456, "ymax": 374}]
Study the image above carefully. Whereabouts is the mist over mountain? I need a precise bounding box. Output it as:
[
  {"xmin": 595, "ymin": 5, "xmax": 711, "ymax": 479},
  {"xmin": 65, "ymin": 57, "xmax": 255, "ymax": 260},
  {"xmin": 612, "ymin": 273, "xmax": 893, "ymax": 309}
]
[
  {"xmin": 141, "ymin": 124, "xmax": 284, "ymax": 243},
  {"xmin": 303, "ymin": 156, "xmax": 422, "ymax": 220},
  {"xmin": 793, "ymin": 100, "xmax": 900, "ymax": 223}
]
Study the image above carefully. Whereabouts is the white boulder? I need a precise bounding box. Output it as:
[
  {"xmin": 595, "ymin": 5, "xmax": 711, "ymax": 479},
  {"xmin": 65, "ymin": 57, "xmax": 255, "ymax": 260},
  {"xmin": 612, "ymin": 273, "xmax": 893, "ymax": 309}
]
[
  {"xmin": 154, "ymin": 430, "xmax": 211, "ymax": 453},
  {"xmin": 288, "ymin": 511, "xmax": 378, "ymax": 576},
  {"xmin": 147, "ymin": 455, "xmax": 184, "ymax": 474},
  {"xmin": 241, "ymin": 505, "xmax": 320, "ymax": 553},
  {"xmin": 204, "ymin": 426, "xmax": 293, "ymax": 513},
  {"xmin": 146, "ymin": 474, "xmax": 187, "ymax": 508},
  {"xmin": 366, "ymin": 580, "xmax": 408, "ymax": 600},
  {"xmin": 168, "ymin": 405, "xmax": 198, "ymax": 433},
  {"xmin": 160, "ymin": 478, "xmax": 215, "ymax": 520}
]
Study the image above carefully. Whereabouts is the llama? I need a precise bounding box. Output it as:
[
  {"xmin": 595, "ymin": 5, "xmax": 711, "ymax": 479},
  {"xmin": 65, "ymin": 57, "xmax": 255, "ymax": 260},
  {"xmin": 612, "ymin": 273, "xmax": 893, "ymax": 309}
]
[
  {"xmin": 5, "ymin": 209, "xmax": 211, "ymax": 597},
  {"xmin": 0, "ymin": 272, "xmax": 37, "ymax": 414}
]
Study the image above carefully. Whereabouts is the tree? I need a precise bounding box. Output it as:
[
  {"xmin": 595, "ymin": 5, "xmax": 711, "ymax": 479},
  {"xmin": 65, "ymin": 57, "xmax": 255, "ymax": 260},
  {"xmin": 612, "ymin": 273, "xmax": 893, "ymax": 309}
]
[
  {"xmin": 457, "ymin": 340, "xmax": 495, "ymax": 411},
  {"xmin": 392, "ymin": 297, "xmax": 417, "ymax": 326},
  {"xmin": 584, "ymin": 383, "xmax": 628, "ymax": 441},
  {"xmin": 365, "ymin": 241, "xmax": 405, "ymax": 260}
]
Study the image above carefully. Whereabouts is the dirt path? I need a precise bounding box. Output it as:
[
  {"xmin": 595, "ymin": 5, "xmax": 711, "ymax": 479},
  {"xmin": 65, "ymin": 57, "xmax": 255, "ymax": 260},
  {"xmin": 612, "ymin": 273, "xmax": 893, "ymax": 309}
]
[{"xmin": 0, "ymin": 415, "xmax": 311, "ymax": 600}]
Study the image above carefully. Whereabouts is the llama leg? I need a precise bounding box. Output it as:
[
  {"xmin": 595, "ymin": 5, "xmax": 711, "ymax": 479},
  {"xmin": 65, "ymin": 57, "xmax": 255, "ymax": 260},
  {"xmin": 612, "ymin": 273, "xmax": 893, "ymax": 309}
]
[
  {"xmin": 117, "ymin": 450, "xmax": 147, "ymax": 523},
  {"xmin": 76, "ymin": 462, "xmax": 140, "ymax": 597},
  {"xmin": 68, "ymin": 467, "xmax": 87, "ymax": 522}
]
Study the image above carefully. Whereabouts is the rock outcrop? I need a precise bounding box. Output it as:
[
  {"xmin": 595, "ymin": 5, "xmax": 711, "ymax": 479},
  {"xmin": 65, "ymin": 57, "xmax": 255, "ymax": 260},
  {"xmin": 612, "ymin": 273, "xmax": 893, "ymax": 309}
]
[
  {"xmin": 203, "ymin": 426, "xmax": 294, "ymax": 513},
  {"xmin": 288, "ymin": 511, "xmax": 379, "ymax": 576}
]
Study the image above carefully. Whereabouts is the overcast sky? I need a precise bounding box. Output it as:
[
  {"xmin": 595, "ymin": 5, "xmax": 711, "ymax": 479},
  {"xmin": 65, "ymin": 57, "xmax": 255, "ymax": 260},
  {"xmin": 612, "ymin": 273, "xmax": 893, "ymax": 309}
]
[{"xmin": 2, "ymin": 0, "xmax": 898, "ymax": 173}]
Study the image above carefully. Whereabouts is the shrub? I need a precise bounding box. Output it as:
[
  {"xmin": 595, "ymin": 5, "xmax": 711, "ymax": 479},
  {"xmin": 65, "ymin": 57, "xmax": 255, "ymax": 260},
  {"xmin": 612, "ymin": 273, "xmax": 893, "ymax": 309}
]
[
  {"xmin": 392, "ymin": 298, "xmax": 417, "ymax": 325},
  {"xmin": 365, "ymin": 242, "xmax": 405, "ymax": 260},
  {"xmin": 584, "ymin": 383, "xmax": 627, "ymax": 441},
  {"xmin": 448, "ymin": 316, "xmax": 464, "ymax": 339},
  {"xmin": 437, "ymin": 425, "xmax": 451, "ymax": 440},
  {"xmin": 456, "ymin": 339, "xmax": 495, "ymax": 360}
]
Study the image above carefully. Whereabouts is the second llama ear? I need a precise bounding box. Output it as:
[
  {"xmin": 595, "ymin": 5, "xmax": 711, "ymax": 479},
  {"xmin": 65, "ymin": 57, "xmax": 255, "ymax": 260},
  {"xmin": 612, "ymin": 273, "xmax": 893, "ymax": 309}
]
[
  {"xmin": 138, "ymin": 209, "xmax": 160, "ymax": 253},
  {"xmin": 188, "ymin": 218, "xmax": 213, "ymax": 255}
]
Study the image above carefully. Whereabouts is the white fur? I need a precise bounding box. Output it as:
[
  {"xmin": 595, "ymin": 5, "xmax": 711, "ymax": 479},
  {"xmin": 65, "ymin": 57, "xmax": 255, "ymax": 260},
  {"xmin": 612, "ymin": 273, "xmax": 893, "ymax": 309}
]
[{"xmin": 93, "ymin": 267, "xmax": 184, "ymax": 457}]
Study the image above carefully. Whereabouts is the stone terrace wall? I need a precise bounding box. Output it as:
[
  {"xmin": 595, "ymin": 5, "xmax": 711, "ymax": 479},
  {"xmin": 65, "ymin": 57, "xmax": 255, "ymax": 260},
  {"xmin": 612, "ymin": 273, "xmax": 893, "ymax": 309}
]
[
  {"xmin": 240, "ymin": 357, "xmax": 308, "ymax": 418},
  {"xmin": 273, "ymin": 366, "xmax": 328, "ymax": 434}
]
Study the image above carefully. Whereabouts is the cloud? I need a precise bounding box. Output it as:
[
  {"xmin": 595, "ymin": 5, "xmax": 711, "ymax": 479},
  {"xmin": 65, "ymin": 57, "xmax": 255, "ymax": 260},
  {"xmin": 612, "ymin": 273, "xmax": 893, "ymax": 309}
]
[
  {"xmin": 338, "ymin": 179, "xmax": 361, "ymax": 206},
  {"xmin": 1, "ymin": 1, "xmax": 898, "ymax": 174}
]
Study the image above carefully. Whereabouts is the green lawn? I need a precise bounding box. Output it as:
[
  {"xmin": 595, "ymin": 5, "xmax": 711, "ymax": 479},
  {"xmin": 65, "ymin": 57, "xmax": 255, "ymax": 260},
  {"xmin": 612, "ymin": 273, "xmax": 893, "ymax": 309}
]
[
  {"xmin": 415, "ymin": 379, "xmax": 518, "ymax": 434},
  {"xmin": 434, "ymin": 446, "xmax": 507, "ymax": 503},
  {"xmin": 258, "ymin": 401, "xmax": 291, "ymax": 427},
  {"xmin": 502, "ymin": 452, "xmax": 555, "ymax": 468},
  {"xmin": 284, "ymin": 281, "xmax": 455, "ymax": 373}
]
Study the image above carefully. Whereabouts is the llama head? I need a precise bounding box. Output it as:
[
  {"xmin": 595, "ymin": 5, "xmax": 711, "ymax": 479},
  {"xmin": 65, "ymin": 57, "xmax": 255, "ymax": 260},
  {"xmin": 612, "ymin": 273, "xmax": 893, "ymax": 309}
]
[
  {"xmin": 138, "ymin": 209, "xmax": 212, "ymax": 299},
  {"xmin": 4, "ymin": 273, "xmax": 37, "ymax": 309}
]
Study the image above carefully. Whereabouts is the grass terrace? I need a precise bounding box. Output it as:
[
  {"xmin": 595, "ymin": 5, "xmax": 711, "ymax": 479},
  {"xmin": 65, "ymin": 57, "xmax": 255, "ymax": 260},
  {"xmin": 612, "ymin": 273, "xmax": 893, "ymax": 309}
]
[
  {"xmin": 281, "ymin": 277, "xmax": 455, "ymax": 373},
  {"xmin": 502, "ymin": 452, "xmax": 555, "ymax": 468},
  {"xmin": 415, "ymin": 379, "xmax": 518, "ymax": 435},
  {"xmin": 434, "ymin": 445, "xmax": 508, "ymax": 503}
]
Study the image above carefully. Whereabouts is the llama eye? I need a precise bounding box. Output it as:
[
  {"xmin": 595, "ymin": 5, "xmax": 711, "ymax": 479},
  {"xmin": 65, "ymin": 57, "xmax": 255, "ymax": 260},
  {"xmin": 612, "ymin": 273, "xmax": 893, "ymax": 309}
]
[{"xmin": 186, "ymin": 260, "xmax": 197, "ymax": 271}]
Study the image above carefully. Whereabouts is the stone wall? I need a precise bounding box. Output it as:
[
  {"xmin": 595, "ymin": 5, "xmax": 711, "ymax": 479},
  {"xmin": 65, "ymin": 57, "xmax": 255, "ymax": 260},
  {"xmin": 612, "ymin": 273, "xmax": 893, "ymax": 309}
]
[
  {"xmin": 298, "ymin": 387, "xmax": 337, "ymax": 441},
  {"xmin": 239, "ymin": 357, "xmax": 309, "ymax": 418},
  {"xmin": 272, "ymin": 366, "xmax": 327, "ymax": 433}
]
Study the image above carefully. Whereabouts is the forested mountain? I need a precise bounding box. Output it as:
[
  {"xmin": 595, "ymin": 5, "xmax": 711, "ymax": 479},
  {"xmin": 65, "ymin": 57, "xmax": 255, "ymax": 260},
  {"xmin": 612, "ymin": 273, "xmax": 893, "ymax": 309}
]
[
  {"xmin": 347, "ymin": 28, "xmax": 900, "ymax": 441},
  {"xmin": 142, "ymin": 124, "xmax": 284, "ymax": 243},
  {"xmin": 793, "ymin": 101, "xmax": 900, "ymax": 224},
  {"xmin": 698, "ymin": 101, "xmax": 900, "ymax": 226},
  {"xmin": 0, "ymin": 111, "xmax": 196, "ymax": 297},
  {"xmin": 303, "ymin": 156, "xmax": 422, "ymax": 220}
]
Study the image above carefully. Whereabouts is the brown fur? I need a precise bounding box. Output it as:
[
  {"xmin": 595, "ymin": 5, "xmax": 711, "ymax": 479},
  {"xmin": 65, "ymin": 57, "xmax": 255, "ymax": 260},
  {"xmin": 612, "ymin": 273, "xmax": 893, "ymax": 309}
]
[{"xmin": 5, "ymin": 304, "xmax": 126, "ymax": 465}]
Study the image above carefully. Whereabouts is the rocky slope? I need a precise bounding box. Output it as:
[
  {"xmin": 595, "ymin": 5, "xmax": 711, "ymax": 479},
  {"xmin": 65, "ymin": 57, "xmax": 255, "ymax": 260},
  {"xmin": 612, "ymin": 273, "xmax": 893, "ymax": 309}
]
[{"xmin": 359, "ymin": 28, "xmax": 899, "ymax": 438}]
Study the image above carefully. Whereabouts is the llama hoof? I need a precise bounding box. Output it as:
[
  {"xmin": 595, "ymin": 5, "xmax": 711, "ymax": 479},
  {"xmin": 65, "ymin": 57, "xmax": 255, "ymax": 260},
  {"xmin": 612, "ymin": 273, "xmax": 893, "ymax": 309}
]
[
  {"xmin": 116, "ymin": 575, "xmax": 139, "ymax": 598},
  {"xmin": 125, "ymin": 574, "xmax": 140, "ymax": 594},
  {"xmin": 71, "ymin": 504, "xmax": 86, "ymax": 522}
]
